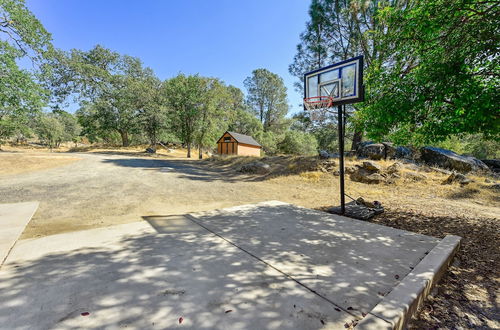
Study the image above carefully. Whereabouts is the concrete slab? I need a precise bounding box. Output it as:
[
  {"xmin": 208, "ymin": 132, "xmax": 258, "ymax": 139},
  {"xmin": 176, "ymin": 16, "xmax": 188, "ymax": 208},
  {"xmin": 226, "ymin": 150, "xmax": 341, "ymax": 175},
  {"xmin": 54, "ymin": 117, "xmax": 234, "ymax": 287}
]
[
  {"xmin": 357, "ymin": 235, "xmax": 461, "ymax": 330},
  {"xmin": 0, "ymin": 201, "xmax": 457, "ymax": 329},
  {"xmin": 0, "ymin": 218, "xmax": 355, "ymax": 329},
  {"xmin": 0, "ymin": 201, "xmax": 38, "ymax": 265},
  {"xmin": 189, "ymin": 201, "xmax": 441, "ymax": 318}
]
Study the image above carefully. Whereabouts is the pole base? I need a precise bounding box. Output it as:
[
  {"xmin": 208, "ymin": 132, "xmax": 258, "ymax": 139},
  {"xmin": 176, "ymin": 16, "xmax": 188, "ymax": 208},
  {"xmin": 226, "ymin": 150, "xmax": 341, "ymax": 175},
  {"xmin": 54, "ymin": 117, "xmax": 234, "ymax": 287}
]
[{"xmin": 328, "ymin": 201, "xmax": 384, "ymax": 220}]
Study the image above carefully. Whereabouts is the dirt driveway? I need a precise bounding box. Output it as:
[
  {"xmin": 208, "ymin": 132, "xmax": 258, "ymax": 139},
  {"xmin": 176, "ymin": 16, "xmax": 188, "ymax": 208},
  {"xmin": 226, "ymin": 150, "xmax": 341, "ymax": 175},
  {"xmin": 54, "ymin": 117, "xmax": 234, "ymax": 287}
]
[{"xmin": 0, "ymin": 152, "xmax": 322, "ymax": 238}]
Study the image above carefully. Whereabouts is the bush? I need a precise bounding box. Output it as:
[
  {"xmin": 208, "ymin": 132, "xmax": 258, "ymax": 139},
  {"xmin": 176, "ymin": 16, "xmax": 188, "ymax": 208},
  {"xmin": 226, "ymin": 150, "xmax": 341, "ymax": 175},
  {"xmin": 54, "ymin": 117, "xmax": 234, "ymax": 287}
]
[
  {"xmin": 254, "ymin": 131, "xmax": 281, "ymax": 155},
  {"xmin": 278, "ymin": 130, "xmax": 318, "ymax": 155}
]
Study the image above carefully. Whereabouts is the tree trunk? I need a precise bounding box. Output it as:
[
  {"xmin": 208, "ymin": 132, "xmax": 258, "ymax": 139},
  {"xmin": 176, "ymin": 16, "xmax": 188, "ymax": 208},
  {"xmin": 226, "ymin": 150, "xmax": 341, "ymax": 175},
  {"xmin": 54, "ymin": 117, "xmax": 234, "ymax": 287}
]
[
  {"xmin": 187, "ymin": 142, "xmax": 191, "ymax": 158},
  {"xmin": 199, "ymin": 146, "xmax": 203, "ymax": 159},
  {"xmin": 120, "ymin": 130, "xmax": 129, "ymax": 147},
  {"xmin": 351, "ymin": 126, "xmax": 363, "ymax": 151}
]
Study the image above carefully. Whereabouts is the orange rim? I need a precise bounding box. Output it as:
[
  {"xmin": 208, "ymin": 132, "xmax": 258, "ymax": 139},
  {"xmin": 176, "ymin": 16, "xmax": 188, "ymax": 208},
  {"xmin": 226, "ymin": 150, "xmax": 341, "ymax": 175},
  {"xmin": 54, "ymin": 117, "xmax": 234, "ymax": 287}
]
[{"xmin": 304, "ymin": 96, "xmax": 333, "ymax": 108}]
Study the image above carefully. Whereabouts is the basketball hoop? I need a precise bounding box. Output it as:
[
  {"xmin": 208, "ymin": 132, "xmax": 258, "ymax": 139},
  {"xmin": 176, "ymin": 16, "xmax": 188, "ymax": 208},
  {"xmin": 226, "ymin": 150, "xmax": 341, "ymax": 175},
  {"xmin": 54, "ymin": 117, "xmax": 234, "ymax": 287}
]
[{"xmin": 304, "ymin": 96, "xmax": 333, "ymax": 111}]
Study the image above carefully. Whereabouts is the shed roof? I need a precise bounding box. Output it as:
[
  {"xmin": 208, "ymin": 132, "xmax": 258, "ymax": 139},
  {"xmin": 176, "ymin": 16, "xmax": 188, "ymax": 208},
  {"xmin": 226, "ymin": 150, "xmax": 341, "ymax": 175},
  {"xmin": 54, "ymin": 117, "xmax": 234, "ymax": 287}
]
[{"xmin": 222, "ymin": 131, "xmax": 261, "ymax": 147}]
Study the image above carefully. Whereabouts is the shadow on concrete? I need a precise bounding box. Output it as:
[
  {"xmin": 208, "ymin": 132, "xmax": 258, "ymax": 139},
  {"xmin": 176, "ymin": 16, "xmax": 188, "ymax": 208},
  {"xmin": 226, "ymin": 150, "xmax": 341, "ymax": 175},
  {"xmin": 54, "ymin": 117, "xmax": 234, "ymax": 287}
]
[
  {"xmin": 184, "ymin": 202, "xmax": 440, "ymax": 318},
  {"xmin": 1, "ymin": 207, "xmax": 366, "ymax": 328}
]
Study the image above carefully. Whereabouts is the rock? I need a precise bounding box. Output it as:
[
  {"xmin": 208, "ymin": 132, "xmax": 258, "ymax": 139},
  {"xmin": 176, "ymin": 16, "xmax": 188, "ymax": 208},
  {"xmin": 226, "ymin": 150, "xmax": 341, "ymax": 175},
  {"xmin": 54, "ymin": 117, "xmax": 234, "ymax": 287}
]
[
  {"xmin": 362, "ymin": 161, "xmax": 382, "ymax": 172},
  {"xmin": 386, "ymin": 162, "xmax": 403, "ymax": 174},
  {"xmin": 167, "ymin": 148, "xmax": 175, "ymax": 153},
  {"xmin": 350, "ymin": 168, "xmax": 385, "ymax": 184},
  {"xmin": 146, "ymin": 147, "xmax": 156, "ymax": 153},
  {"xmin": 239, "ymin": 161, "xmax": 271, "ymax": 174},
  {"xmin": 481, "ymin": 159, "xmax": 500, "ymax": 173},
  {"xmin": 403, "ymin": 171, "xmax": 427, "ymax": 182},
  {"xmin": 420, "ymin": 147, "xmax": 489, "ymax": 173},
  {"xmin": 318, "ymin": 159, "xmax": 337, "ymax": 173},
  {"xmin": 357, "ymin": 143, "xmax": 385, "ymax": 160},
  {"xmin": 319, "ymin": 150, "xmax": 330, "ymax": 159},
  {"xmin": 442, "ymin": 172, "xmax": 471, "ymax": 185},
  {"xmin": 345, "ymin": 166, "xmax": 357, "ymax": 174},
  {"xmin": 395, "ymin": 146, "xmax": 413, "ymax": 159}
]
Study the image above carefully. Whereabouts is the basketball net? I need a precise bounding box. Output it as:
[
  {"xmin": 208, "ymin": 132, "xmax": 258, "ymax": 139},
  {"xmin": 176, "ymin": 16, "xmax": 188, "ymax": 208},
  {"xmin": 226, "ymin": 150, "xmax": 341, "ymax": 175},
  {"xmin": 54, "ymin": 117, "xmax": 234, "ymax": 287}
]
[{"xmin": 304, "ymin": 96, "xmax": 334, "ymax": 122}]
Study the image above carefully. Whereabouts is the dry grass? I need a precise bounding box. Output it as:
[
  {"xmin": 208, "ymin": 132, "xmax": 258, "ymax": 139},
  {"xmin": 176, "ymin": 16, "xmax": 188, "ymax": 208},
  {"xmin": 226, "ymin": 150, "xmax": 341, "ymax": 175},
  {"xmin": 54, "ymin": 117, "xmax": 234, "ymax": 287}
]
[
  {"xmin": 0, "ymin": 153, "xmax": 81, "ymax": 177},
  {"xmin": 2, "ymin": 143, "xmax": 192, "ymax": 159}
]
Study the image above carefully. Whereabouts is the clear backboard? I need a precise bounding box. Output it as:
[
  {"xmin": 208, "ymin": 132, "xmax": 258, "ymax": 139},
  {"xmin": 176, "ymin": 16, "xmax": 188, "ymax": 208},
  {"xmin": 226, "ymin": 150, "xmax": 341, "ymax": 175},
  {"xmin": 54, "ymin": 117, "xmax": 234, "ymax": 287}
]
[{"xmin": 303, "ymin": 55, "xmax": 364, "ymax": 109}]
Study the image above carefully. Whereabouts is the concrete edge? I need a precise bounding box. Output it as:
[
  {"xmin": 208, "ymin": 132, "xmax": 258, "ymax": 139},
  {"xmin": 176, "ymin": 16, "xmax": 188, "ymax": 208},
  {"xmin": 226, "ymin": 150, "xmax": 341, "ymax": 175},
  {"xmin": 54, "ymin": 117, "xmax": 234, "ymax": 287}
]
[
  {"xmin": 356, "ymin": 235, "xmax": 461, "ymax": 330},
  {"xmin": 0, "ymin": 201, "xmax": 39, "ymax": 267}
]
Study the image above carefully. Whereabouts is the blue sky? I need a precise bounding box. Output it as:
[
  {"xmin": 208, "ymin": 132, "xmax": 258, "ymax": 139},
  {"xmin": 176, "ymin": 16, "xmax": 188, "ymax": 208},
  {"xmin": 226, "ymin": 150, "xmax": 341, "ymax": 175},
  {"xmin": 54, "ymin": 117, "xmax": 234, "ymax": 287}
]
[{"xmin": 26, "ymin": 0, "xmax": 310, "ymax": 115}]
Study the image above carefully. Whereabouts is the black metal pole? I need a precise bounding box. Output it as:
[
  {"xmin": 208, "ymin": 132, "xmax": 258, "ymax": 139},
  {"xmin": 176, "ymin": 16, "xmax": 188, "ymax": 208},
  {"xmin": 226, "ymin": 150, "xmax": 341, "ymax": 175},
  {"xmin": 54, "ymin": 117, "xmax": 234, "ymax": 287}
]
[{"xmin": 338, "ymin": 105, "xmax": 345, "ymax": 215}]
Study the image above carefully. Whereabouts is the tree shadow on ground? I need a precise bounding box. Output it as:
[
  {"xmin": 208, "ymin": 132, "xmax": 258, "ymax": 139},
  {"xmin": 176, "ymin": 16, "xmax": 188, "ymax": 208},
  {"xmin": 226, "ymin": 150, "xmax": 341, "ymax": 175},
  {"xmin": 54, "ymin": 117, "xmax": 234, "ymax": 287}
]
[
  {"xmin": 367, "ymin": 208, "xmax": 500, "ymax": 329},
  {"xmin": 100, "ymin": 157, "xmax": 266, "ymax": 183},
  {"xmin": 0, "ymin": 203, "xmax": 441, "ymax": 329}
]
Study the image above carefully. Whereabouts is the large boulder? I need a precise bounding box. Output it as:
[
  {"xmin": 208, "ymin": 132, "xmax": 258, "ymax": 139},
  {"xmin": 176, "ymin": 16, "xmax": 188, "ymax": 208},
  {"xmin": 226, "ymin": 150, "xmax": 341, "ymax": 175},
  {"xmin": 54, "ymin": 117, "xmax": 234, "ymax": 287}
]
[
  {"xmin": 395, "ymin": 146, "xmax": 413, "ymax": 159},
  {"xmin": 481, "ymin": 159, "xmax": 500, "ymax": 173},
  {"xmin": 357, "ymin": 142, "xmax": 402, "ymax": 160},
  {"xmin": 357, "ymin": 143, "xmax": 385, "ymax": 160},
  {"xmin": 239, "ymin": 161, "xmax": 271, "ymax": 174},
  {"xmin": 420, "ymin": 147, "xmax": 489, "ymax": 173}
]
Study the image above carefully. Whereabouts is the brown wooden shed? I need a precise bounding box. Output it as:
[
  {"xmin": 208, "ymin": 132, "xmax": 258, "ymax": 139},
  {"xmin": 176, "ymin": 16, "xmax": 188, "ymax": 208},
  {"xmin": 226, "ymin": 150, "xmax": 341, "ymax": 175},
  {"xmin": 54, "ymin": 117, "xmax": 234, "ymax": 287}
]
[{"xmin": 216, "ymin": 131, "xmax": 261, "ymax": 157}]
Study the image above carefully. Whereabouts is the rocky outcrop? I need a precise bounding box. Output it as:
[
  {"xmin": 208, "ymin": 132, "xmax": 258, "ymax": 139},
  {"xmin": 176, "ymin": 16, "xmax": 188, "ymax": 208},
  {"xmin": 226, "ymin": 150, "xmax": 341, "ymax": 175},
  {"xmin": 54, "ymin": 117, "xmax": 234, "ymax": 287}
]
[
  {"xmin": 420, "ymin": 147, "xmax": 489, "ymax": 173},
  {"xmin": 357, "ymin": 142, "xmax": 411, "ymax": 160},
  {"xmin": 395, "ymin": 146, "xmax": 413, "ymax": 159}
]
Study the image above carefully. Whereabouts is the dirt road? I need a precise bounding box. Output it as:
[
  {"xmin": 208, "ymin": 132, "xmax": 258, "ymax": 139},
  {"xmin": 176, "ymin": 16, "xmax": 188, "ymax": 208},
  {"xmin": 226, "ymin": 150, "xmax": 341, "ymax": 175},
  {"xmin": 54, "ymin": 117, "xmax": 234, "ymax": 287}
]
[{"xmin": 0, "ymin": 152, "xmax": 325, "ymax": 238}]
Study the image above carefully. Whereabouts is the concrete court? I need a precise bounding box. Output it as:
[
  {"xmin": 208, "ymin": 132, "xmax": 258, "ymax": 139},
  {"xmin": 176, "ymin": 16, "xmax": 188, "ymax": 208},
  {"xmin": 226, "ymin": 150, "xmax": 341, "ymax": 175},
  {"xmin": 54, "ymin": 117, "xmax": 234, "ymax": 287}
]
[
  {"xmin": 0, "ymin": 201, "xmax": 450, "ymax": 329},
  {"xmin": 0, "ymin": 202, "xmax": 39, "ymax": 265}
]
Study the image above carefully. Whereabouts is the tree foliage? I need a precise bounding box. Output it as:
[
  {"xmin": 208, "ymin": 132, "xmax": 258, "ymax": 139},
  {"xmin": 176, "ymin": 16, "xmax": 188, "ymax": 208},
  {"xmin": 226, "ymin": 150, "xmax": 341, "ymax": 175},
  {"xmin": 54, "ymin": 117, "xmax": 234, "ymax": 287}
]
[
  {"xmin": 35, "ymin": 113, "xmax": 64, "ymax": 150},
  {"xmin": 289, "ymin": 0, "xmax": 395, "ymax": 149},
  {"xmin": 49, "ymin": 46, "xmax": 162, "ymax": 146},
  {"xmin": 162, "ymin": 74, "xmax": 235, "ymax": 158},
  {"xmin": 361, "ymin": 0, "xmax": 500, "ymax": 144},
  {"xmin": 0, "ymin": 0, "xmax": 52, "ymax": 146},
  {"xmin": 244, "ymin": 69, "xmax": 289, "ymax": 132},
  {"xmin": 278, "ymin": 130, "xmax": 318, "ymax": 155}
]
